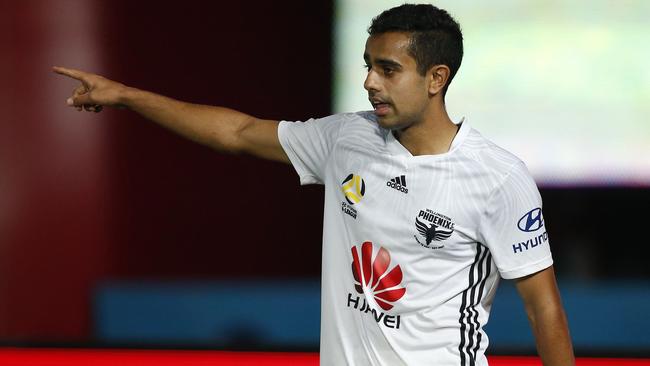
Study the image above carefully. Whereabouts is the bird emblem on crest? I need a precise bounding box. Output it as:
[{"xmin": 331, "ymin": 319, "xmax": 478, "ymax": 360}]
[{"xmin": 415, "ymin": 217, "xmax": 453, "ymax": 245}]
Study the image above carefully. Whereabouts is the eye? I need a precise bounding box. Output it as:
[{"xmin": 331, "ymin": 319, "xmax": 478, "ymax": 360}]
[{"xmin": 383, "ymin": 67, "xmax": 394, "ymax": 75}]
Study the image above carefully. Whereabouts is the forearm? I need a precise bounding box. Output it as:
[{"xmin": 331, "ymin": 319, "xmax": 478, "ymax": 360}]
[
  {"xmin": 120, "ymin": 87, "xmax": 254, "ymax": 153},
  {"xmin": 528, "ymin": 302, "xmax": 575, "ymax": 366},
  {"xmin": 54, "ymin": 66, "xmax": 286, "ymax": 161},
  {"xmin": 516, "ymin": 267, "xmax": 575, "ymax": 366}
]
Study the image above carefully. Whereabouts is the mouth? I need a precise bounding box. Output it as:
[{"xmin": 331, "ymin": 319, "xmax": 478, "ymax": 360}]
[{"xmin": 370, "ymin": 98, "xmax": 391, "ymax": 117}]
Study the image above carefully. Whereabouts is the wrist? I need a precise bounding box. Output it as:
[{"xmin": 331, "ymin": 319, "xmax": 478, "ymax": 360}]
[{"xmin": 117, "ymin": 85, "xmax": 140, "ymax": 109}]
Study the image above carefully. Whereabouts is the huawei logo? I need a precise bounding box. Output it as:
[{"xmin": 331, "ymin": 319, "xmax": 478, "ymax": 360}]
[{"xmin": 351, "ymin": 242, "xmax": 406, "ymax": 311}]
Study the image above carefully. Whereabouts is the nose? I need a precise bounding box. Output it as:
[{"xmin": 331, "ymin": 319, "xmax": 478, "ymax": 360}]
[{"xmin": 363, "ymin": 69, "xmax": 379, "ymax": 93}]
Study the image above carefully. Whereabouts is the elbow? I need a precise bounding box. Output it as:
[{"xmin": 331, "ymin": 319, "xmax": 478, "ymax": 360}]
[
  {"xmin": 208, "ymin": 117, "xmax": 251, "ymax": 155},
  {"xmin": 524, "ymin": 306, "xmax": 539, "ymax": 335},
  {"xmin": 525, "ymin": 301, "xmax": 571, "ymax": 338}
]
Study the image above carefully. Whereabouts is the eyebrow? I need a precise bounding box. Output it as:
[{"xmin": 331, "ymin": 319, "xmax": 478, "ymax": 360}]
[{"xmin": 363, "ymin": 53, "xmax": 403, "ymax": 69}]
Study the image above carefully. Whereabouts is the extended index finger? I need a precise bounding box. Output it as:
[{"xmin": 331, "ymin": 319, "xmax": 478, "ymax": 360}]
[{"xmin": 52, "ymin": 66, "xmax": 90, "ymax": 82}]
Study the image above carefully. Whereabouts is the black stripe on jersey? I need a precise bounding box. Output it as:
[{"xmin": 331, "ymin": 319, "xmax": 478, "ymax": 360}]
[
  {"xmin": 458, "ymin": 244, "xmax": 490, "ymax": 366},
  {"xmin": 472, "ymin": 253, "xmax": 492, "ymax": 360},
  {"xmin": 465, "ymin": 248, "xmax": 490, "ymax": 364},
  {"xmin": 458, "ymin": 245, "xmax": 481, "ymax": 366},
  {"xmin": 400, "ymin": 175, "xmax": 406, "ymax": 186}
]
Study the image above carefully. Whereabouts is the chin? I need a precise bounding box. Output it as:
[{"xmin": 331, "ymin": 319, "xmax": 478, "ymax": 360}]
[{"xmin": 376, "ymin": 116, "xmax": 408, "ymax": 131}]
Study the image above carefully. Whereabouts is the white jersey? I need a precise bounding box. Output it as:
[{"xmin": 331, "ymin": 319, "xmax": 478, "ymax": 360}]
[{"xmin": 278, "ymin": 112, "xmax": 553, "ymax": 366}]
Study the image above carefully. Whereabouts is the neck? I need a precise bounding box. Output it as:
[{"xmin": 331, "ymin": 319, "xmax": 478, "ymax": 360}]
[{"xmin": 394, "ymin": 105, "xmax": 459, "ymax": 156}]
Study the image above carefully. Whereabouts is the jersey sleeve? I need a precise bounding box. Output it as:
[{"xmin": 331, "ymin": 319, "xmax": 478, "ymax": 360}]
[
  {"xmin": 277, "ymin": 114, "xmax": 345, "ymax": 185},
  {"xmin": 479, "ymin": 162, "xmax": 553, "ymax": 279}
]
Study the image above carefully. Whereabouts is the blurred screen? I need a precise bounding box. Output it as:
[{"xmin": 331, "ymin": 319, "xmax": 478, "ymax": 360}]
[{"xmin": 334, "ymin": 0, "xmax": 650, "ymax": 187}]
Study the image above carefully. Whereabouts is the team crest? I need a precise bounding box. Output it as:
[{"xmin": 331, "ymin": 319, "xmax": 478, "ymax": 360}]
[{"xmin": 414, "ymin": 209, "xmax": 455, "ymax": 249}]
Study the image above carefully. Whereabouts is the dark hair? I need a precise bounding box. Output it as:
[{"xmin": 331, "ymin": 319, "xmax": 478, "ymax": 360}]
[{"xmin": 368, "ymin": 4, "xmax": 463, "ymax": 94}]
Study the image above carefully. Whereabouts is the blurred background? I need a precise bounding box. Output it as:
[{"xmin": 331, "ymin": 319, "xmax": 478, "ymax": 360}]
[{"xmin": 1, "ymin": 0, "xmax": 648, "ymax": 358}]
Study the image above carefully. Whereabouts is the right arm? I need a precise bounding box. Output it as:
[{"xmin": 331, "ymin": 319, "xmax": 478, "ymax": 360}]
[{"xmin": 52, "ymin": 66, "xmax": 289, "ymax": 163}]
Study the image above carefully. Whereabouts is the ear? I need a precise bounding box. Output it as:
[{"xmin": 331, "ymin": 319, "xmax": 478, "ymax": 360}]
[{"xmin": 427, "ymin": 65, "xmax": 450, "ymax": 95}]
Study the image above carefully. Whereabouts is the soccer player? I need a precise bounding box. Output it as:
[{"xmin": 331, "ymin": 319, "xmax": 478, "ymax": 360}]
[{"xmin": 54, "ymin": 4, "xmax": 574, "ymax": 366}]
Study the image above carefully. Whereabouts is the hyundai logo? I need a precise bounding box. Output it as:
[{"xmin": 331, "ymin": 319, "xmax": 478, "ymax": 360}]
[{"xmin": 517, "ymin": 208, "xmax": 544, "ymax": 232}]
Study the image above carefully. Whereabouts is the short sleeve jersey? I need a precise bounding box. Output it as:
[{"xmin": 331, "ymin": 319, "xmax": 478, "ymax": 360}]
[{"xmin": 278, "ymin": 112, "xmax": 553, "ymax": 366}]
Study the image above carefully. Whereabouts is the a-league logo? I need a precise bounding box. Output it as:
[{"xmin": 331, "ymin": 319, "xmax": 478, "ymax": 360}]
[
  {"xmin": 341, "ymin": 173, "xmax": 365, "ymax": 219},
  {"xmin": 341, "ymin": 174, "xmax": 365, "ymax": 204}
]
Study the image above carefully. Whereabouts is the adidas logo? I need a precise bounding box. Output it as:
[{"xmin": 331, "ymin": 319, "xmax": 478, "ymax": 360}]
[{"xmin": 387, "ymin": 175, "xmax": 408, "ymax": 194}]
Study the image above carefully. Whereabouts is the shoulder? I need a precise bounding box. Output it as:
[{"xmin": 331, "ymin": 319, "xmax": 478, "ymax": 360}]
[
  {"xmin": 280, "ymin": 111, "xmax": 377, "ymax": 132},
  {"xmin": 306, "ymin": 111, "xmax": 385, "ymax": 144},
  {"xmin": 457, "ymin": 126, "xmax": 530, "ymax": 182},
  {"xmin": 330, "ymin": 110, "xmax": 379, "ymax": 130},
  {"xmin": 299, "ymin": 111, "xmax": 375, "ymax": 124}
]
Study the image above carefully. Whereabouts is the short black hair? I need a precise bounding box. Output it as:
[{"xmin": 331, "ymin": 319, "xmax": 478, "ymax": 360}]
[{"xmin": 368, "ymin": 4, "xmax": 463, "ymax": 95}]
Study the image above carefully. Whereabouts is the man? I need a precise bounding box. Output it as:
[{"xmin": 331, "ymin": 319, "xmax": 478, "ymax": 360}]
[{"xmin": 54, "ymin": 4, "xmax": 574, "ymax": 366}]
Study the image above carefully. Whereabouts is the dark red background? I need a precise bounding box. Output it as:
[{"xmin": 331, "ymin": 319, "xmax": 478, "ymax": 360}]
[{"xmin": 1, "ymin": 0, "xmax": 331, "ymax": 341}]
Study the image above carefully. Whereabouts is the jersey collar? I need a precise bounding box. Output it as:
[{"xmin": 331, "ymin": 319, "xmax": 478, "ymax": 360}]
[{"xmin": 384, "ymin": 118, "xmax": 469, "ymax": 158}]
